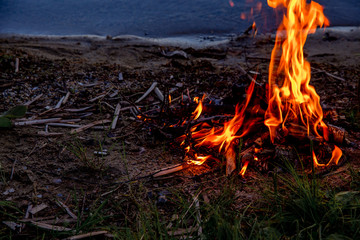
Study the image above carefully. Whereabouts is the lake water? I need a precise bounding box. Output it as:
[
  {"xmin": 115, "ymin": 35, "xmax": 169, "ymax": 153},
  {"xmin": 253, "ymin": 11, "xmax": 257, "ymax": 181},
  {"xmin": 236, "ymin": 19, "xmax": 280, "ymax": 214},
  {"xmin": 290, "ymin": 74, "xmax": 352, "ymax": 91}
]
[{"xmin": 0, "ymin": 0, "xmax": 359, "ymax": 38}]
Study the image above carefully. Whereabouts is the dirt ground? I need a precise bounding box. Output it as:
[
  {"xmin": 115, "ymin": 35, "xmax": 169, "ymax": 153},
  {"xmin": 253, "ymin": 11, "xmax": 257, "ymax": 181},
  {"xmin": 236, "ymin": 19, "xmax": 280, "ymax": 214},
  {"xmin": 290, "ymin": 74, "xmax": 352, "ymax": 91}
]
[{"xmin": 0, "ymin": 27, "xmax": 359, "ymax": 238}]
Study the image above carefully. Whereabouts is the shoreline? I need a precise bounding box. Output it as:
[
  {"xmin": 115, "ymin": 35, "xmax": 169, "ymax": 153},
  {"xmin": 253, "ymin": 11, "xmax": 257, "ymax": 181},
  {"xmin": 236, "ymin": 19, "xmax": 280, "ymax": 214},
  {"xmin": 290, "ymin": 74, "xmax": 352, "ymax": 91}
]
[{"xmin": 1, "ymin": 26, "xmax": 359, "ymax": 49}]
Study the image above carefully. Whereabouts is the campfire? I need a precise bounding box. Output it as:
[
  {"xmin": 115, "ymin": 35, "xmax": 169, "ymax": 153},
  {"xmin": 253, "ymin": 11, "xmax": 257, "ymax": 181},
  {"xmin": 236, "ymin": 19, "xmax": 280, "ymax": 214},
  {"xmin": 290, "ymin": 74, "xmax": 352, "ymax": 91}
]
[{"xmin": 169, "ymin": 0, "xmax": 345, "ymax": 177}]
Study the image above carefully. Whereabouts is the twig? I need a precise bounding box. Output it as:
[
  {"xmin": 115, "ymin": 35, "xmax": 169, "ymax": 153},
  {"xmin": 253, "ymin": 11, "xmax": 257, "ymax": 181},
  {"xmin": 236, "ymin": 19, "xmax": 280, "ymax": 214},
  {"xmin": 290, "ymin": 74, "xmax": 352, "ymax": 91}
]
[
  {"xmin": 15, "ymin": 118, "xmax": 62, "ymax": 126},
  {"xmin": 70, "ymin": 119, "xmax": 111, "ymax": 134},
  {"xmin": 10, "ymin": 159, "xmax": 17, "ymax": 180},
  {"xmin": 56, "ymin": 200, "xmax": 77, "ymax": 219},
  {"xmin": 24, "ymin": 94, "xmax": 43, "ymax": 106},
  {"xmin": 64, "ymin": 106, "xmax": 94, "ymax": 112},
  {"xmin": 154, "ymin": 87, "xmax": 164, "ymax": 101},
  {"xmin": 101, "ymin": 183, "xmax": 124, "ymax": 197},
  {"xmin": 311, "ymin": 67, "xmax": 346, "ymax": 82},
  {"xmin": 63, "ymin": 91, "xmax": 71, "ymax": 104},
  {"xmin": 89, "ymin": 93, "xmax": 107, "ymax": 102}
]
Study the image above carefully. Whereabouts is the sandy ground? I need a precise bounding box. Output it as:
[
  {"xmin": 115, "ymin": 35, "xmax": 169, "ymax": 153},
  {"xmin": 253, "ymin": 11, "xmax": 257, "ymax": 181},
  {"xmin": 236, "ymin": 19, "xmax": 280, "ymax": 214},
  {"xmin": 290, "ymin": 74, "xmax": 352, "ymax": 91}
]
[{"xmin": 0, "ymin": 27, "xmax": 359, "ymax": 237}]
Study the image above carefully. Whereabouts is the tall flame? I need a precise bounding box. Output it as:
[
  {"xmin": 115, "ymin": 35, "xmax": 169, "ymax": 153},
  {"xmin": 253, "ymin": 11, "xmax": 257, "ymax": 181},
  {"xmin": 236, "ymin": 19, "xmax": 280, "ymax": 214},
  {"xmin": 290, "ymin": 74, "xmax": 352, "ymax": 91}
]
[
  {"xmin": 265, "ymin": 0, "xmax": 329, "ymax": 142},
  {"xmin": 265, "ymin": 0, "xmax": 341, "ymax": 165}
]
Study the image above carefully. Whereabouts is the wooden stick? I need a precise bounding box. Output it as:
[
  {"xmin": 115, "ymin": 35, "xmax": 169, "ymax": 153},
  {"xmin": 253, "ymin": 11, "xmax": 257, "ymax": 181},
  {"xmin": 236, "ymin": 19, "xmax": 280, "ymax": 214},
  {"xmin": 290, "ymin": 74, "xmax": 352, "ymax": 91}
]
[
  {"xmin": 70, "ymin": 119, "xmax": 111, "ymax": 134},
  {"xmin": 153, "ymin": 164, "xmax": 184, "ymax": 178},
  {"xmin": 135, "ymin": 82, "xmax": 158, "ymax": 103},
  {"xmin": 54, "ymin": 96, "xmax": 65, "ymax": 109},
  {"xmin": 225, "ymin": 146, "xmax": 236, "ymax": 176},
  {"xmin": 154, "ymin": 87, "xmax": 164, "ymax": 101},
  {"xmin": 89, "ymin": 93, "xmax": 107, "ymax": 102},
  {"xmin": 29, "ymin": 203, "xmax": 48, "ymax": 215},
  {"xmin": 15, "ymin": 58, "xmax": 19, "ymax": 73},
  {"xmin": 63, "ymin": 92, "xmax": 71, "ymax": 104},
  {"xmin": 15, "ymin": 118, "xmax": 62, "ymax": 126},
  {"xmin": 56, "ymin": 200, "xmax": 77, "ymax": 219},
  {"xmin": 111, "ymin": 104, "xmax": 121, "ymax": 129},
  {"xmin": 64, "ymin": 230, "xmax": 110, "ymax": 240},
  {"xmin": 37, "ymin": 131, "xmax": 64, "ymax": 137},
  {"xmin": 29, "ymin": 221, "xmax": 73, "ymax": 232},
  {"xmin": 64, "ymin": 106, "xmax": 94, "ymax": 112},
  {"xmin": 10, "ymin": 159, "xmax": 17, "ymax": 180}
]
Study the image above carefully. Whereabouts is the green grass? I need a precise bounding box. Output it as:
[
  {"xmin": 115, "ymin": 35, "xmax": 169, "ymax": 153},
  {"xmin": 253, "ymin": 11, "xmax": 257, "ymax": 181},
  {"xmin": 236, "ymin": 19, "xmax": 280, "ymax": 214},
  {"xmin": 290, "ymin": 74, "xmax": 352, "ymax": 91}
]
[{"xmin": 1, "ymin": 161, "xmax": 359, "ymax": 239}]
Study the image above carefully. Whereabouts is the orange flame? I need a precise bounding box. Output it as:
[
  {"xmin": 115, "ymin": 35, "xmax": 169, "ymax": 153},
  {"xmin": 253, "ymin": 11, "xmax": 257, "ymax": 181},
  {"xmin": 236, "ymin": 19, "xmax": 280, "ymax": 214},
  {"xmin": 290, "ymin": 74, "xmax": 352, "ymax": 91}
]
[
  {"xmin": 192, "ymin": 95, "xmax": 205, "ymax": 121},
  {"xmin": 265, "ymin": 0, "xmax": 330, "ymax": 143},
  {"xmin": 313, "ymin": 145, "xmax": 342, "ymax": 167},
  {"xmin": 188, "ymin": 155, "xmax": 211, "ymax": 166},
  {"xmin": 239, "ymin": 161, "xmax": 250, "ymax": 177},
  {"xmin": 191, "ymin": 80, "xmax": 256, "ymax": 153}
]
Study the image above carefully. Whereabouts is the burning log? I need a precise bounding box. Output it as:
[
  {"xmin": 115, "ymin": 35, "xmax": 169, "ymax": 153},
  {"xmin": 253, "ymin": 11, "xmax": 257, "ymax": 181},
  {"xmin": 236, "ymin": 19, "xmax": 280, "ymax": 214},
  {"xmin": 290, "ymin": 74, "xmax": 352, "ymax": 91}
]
[{"xmin": 225, "ymin": 146, "xmax": 236, "ymax": 176}]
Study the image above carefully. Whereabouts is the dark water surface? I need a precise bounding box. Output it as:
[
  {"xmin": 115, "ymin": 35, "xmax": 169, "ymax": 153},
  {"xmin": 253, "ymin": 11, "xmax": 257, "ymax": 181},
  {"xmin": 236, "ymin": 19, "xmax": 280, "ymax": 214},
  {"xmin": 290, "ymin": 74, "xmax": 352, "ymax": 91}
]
[{"xmin": 0, "ymin": 0, "xmax": 359, "ymax": 38}]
